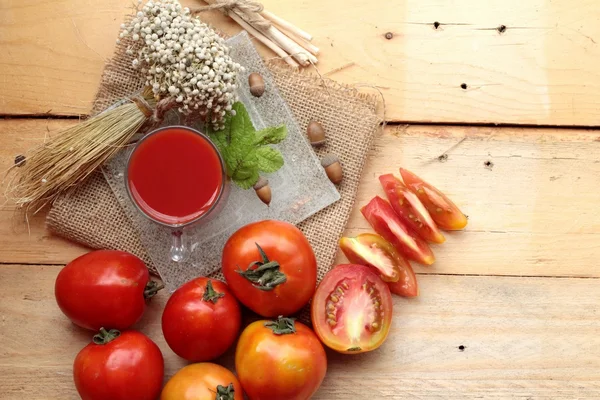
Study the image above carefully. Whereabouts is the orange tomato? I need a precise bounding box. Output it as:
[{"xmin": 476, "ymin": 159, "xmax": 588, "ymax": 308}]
[
  {"xmin": 235, "ymin": 317, "xmax": 327, "ymax": 400},
  {"xmin": 161, "ymin": 363, "xmax": 243, "ymax": 400}
]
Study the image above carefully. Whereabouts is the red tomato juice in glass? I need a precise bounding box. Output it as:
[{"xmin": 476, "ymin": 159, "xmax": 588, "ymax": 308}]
[{"xmin": 126, "ymin": 127, "xmax": 225, "ymax": 226}]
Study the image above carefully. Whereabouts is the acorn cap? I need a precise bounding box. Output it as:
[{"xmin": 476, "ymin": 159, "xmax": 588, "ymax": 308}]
[
  {"xmin": 253, "ymin": 176, "xmax": 269, "ymax": 190},
  {"xmin": 320, "ymin": 154, "xmax": 340, "ymax": 168}
]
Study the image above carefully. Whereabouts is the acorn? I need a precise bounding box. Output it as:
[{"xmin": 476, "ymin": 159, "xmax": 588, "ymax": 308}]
[
  {"xmin": 253, "ymin": 177, "xmax": 271, "ymax": 206},
  {"xmin": 248, "ymin": 73, "xmax": 265, "ymax": 97},
  {"xmin": 306, "ymin": 120, "xmax": 326, "ymax": 147},
  {"xmin": 321, "ymin": 154, "xmax": 343, "ymax": 184}
]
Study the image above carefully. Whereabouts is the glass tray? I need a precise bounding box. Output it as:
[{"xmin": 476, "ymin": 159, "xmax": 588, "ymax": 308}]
[{"xmin": 103, "ymin": 32, "xmax": 340, "ymax": 291}]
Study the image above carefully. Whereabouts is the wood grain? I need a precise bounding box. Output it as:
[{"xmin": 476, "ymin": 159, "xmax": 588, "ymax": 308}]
[
  {"xmin": 2, "ymin": 119, "xmax": 600, "ymax": 278},
  {"xmin": 2, "ymin": 1, "xmax": 600, "ymax": 125},
  {"xmin": 1, "ymin": 264, "xmax": 598, "ymax": 399}
]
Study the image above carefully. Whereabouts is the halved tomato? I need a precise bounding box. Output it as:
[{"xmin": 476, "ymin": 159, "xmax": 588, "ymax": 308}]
[
  {"xmin": 400, "ymin": 168, "xmax": 468, "ymax": 230},
  {"xmin": 361, "ymin": 196, "xmax": 435, "ymax": 265},
  {"xmin": 311, "ymin": 264, "xmax": 393, "ymax": 354},
  {"xmin": 339, "ymin": 234, "xmax": 418, "ymax": 297},
  {"xmin": 379, "ymin": 174, "xmax": 445, "ymax": 244}
]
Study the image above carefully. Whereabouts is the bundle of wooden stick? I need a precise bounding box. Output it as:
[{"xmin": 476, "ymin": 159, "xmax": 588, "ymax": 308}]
[{"xmin": 194, "ymin": 0, "xmax": 318, "ymax": 68}]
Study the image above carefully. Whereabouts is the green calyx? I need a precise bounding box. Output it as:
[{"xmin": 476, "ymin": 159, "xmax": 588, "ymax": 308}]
[
  {"xmin": 203, "ymin": 280, "xmax": 225, "ymax": 304},
  {"xmin": 92, "ymin": 327, "xmax": 121, "ymax": 345},
  {"xmin": 237, "ymin": 243, "xmax": 287, "ymax": 291},
  {"xmin": 144, "ymin": 280, "xmax": 164, "ymax": 299},
  {"xmin": 215, "ymin": 383, "xmax": 235, "ymax": 400},
  {"xmin": 264, "ymin": 316, "xmax": 296, "ymax": 335}
]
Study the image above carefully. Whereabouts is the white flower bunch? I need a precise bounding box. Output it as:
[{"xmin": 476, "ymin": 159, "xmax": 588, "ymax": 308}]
[{"xmin": 118, "ymin": 0, "xmax": 244, "ymax": 128}]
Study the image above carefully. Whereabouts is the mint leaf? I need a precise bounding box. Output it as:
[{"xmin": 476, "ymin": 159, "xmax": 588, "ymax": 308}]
[
  {"xmin": 256, "ymin": 146, "xmax": 284, "ymax": 173},
  {"xmin": 205, "ymin": 102, "xmax": 287, "ymax": 190},
  {"xmin": 232, "ymin": 151, "xmax": 260, "ymax": 189},
  {"xmin": 254, "ymin": 125, "xmax": 287, "ymax": 146}
]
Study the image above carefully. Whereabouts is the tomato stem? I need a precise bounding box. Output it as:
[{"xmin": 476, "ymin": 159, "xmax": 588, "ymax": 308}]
[
  {"xmin": 203, "ymin": 280, "xmax": 225, "ymax": 304},
  {"xmin": 237, "ymin": 243, "xmax": 287, "ymax": 291},
  {"xmin": 264, "ymin": 316, "xmax": 296, "ymax": 335},
  {"xmin": 144, "ymin": 280, "xmax": 164, "ymax": 299},
  {"xmin": 215, "ymin": 383, "xmax": 235, "ymax": 400},
  {"xmin": 92, "ymin": 327, "xmax": 121, "ymax": 345}
]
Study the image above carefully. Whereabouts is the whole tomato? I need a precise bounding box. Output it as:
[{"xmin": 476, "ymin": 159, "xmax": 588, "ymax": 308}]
[
  {"xmin": 162, "ymin": 277, "xmax": 241, "ymax": 362},
  {"xmin": 222, "ymin": 220, "xmax": 317, "ymax": 317},
  {"xmin": 161, "ymin": 363, "xmax": 244, "ymax": 400},
  {"xmin": 74, "ymin": 329, "xmax": 164, "ymax": 400},
  {"xmin": 235, "ymin": 316, "xmax": 327, "ymax": 400},
  {"xmin": 55, "ymin": 250, "xmax": 161, "ymax": 331}
]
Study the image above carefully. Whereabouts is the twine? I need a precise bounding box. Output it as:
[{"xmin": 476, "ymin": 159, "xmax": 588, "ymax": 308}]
[
  {"xmin": 130, "ymin": 94, "xmax": 153, "ymax": 118},
  {"xmin": 130, "ymin": 93, "xmax": 176, "ymax": 127},
  {"xmin": 194, "ymin": 0, "xmax": 271, "ymax": 31}
]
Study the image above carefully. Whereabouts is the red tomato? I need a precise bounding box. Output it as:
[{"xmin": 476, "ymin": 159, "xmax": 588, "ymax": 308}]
[
  {"xmin": 339, "ymin": 233, "xmax": 418, "ymax": 297},
  {"xmin": 379, "ymin": 174, "xmax": 445, "ymax": 243},
  {"xmin": 161, "ymin": 363, "xmax": 244, "ymax": 400},
  {"xmin": 361, "ymin": 196, "xmax": 435, "ymax": 265},
  {"xmin": 74, "ymin": 329, "xmax": 164, "ymax": 400},
  {"xmin": 235, "ymin": 317, "xmax": 327, "ymax": 400},
  {"xmin": 162, "ymin": 278, "xmax": 241, "ymax": 362},
  {"xmin": 222, "ymin": 220, "xmax": 317, "ymax": 317},
  {"xmin": 400, "ymin": 168, "xmax": 468, "ymax": 230},
  {"xmin": 311, "ymin": 264, "xmax": 393, "ymax": 354},
  {"xmin": 55, "ymin": 250, "xmax": 161, "ymax": 331}
]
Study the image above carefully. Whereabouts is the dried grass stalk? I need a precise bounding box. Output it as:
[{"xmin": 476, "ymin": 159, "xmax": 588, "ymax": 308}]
[{"xmin": 5, "ymin": 90, "xmax": 158, "ymax": 214}]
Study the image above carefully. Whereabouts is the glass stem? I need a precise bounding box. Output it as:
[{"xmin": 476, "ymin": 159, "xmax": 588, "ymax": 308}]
[{"xmin": 170, "ymin": 230, "xmax": 189, "ymax": 262}]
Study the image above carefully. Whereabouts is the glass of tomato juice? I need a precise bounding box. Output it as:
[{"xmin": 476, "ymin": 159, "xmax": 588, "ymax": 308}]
[{"xmin": 125, "ymin": 126, "xmax": 228, "ymax": 262}]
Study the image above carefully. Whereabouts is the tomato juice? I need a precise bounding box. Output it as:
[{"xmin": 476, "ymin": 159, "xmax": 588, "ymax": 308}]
[{"xmin": 126, "ymin": 126, "xmax": 225, "ymax": 226}]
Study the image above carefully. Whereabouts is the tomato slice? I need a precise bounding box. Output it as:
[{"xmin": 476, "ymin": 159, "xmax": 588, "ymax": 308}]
[
  {"xmin": 361, "ymin": 196, "xmax": 435, "ymax": 265},
  {"xmin": 339, "ymin": 234, "xmax": 418, "ymax": 297},
  {"xmin": 379, "ymin": 174, "xmax": 445, "ymax": 244},
  {"xmin": 399, "ymin": 168, "xmax": 468, "ymax": 230},
  {"xmin": 311, "ymin": 264, "xmax": 393, "ymax": 354}
]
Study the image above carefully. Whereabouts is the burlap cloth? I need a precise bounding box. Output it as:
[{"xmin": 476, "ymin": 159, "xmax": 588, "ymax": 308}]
[{"xmin": 46, "ymin": 28, "xmax": 381, "ymax": 320}]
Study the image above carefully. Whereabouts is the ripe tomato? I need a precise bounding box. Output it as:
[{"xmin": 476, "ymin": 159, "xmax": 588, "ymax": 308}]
[
  {"xmin": 379, "ymin": 173, "xmax": 445, "ymax": 243},
  {"xmin": 55, "ymin": 250, "xmax": 161, "ymax": 331},
  {"xmin": 162, "ymin": 278, "xmax": 241, "ymax": 362},
  {"xmin": 161, "ymin": 363, "xmax": 244, "ymax": 400},
  {"xmin": 235, "ymin": 316, "xmax": 327, "ymax": 400},
  {"xmin": 361, "ymin": 196, "xmax": 435, "ymax": 265},
  {"xmin": 339, "ymin": 233, "xmax": 418, "ymax": 297},
  {"xmin": 311, "ymin": 264, "xmax": 393, "ymax": 354},
  {"xmin": 400, "ymin": 168, "xmax": 468, "ymax": 230},
  {"xmin": 74, "ymin": 329, "xmax": 164, "ymax": 400},
  {"xmin": 222, "ymin": 220, "xmax": 317, "ymax": 317}
]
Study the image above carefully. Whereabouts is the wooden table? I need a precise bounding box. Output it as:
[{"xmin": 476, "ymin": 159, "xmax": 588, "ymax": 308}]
[{"xmin": 2, "ymin": 1, "xmax": 600, "ymax": 399}]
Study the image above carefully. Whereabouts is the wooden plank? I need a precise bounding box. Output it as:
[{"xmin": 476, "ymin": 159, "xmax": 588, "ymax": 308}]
[
  {"xmin": 2, "ymin": 1, "xmax": 600, "ymax": 125},
  {"xmin": 1, "ymin": 264, "xmax": 598, "ymax": 399},
  {"xmin": 2, "ymin": 119, "xmax": 600, "ymax": 277},
  {"xmin": 0, "ymin": 119, "xmax": 88, "ymax": 264}
]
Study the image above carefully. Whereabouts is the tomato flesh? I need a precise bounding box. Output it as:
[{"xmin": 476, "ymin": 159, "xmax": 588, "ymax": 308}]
[
  {"xmin": 361, "ymin": 196, "xmax": 435, "ymax": 265},
  {"xmin": 311, "ymin": 264, "xmax": 393, "ymax": 354},
  {"xmin": 379, "ymin": 174, "xmax": 445, "ymax": 243},
  {"xmin": 339, "ymin": 233, "xmax": 401, "ymax": 282},
  {"xmin": 400, "ymin": 168, "xmax": 468, "ymax": 230},
  {"xmin": 339, "ymin": 233, "xmax": 419, "ymax": 297}
]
